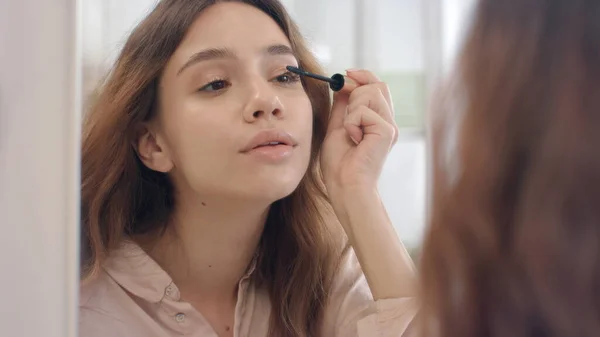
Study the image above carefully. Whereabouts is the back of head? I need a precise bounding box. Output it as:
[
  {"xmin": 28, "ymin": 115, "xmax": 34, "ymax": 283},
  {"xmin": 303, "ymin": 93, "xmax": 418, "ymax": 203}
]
[{"xmin": 420, "ymin": 0, "xmax": 600, "ymax": 336}]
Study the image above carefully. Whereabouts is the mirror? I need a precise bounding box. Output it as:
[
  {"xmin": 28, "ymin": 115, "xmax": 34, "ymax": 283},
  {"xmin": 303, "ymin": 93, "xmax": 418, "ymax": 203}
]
[
  {"xmin": 1, "ymin": 1, "xmax": 478, "ymax": 336},
  {"xmin": 79, "ymin": 0, "xmax": 471, "ymax": 263}
]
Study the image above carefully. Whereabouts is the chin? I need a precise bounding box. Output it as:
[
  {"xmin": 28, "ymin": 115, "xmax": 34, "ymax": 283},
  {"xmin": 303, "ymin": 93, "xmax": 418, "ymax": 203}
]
[
  {"xmin": 242, "ymin": 174, "xmax": 303, "ymax": 204},
  {"xmin": 260, "ymin": 180, "xmax": 301, "ymax": 203}
]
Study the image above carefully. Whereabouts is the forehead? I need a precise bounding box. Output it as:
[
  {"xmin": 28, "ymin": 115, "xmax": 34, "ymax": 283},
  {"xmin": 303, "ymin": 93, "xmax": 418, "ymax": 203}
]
[{"xmin": 173, "ymin": 2, "xmax": 291, "ymax": 62}]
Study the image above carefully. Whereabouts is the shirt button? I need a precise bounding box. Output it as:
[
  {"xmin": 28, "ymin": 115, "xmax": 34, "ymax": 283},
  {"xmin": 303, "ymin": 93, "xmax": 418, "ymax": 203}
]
[
  {"xmin": 175, "ymin": 313, "xmax": 186, "ymax": 323},
  {"xmin": 165, "ymin": 286, "xmax": 172, "ymax": 296}
]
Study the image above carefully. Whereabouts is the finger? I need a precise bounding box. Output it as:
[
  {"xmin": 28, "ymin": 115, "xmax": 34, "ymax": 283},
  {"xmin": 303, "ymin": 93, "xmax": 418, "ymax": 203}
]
[
  {"xmin": 346, "ymin": 70, "xmax": 393, "ymax": 114},
  {"xmin": 344, "ymin": 105, "xmax": 396, "ymax": 146},
  {"xmin": 349, "ymin": 85, "xmax": 394, "ymax": 126},
  {"xmin": 328, "ymin": 91, "xmax": 350, "ymax": 130},
  {"xmin": 336, "ymin": 77, "xmax": 359, "ymax": 94},
  {"xmin": 348, "ymin": 86, "xmax": 399, "ymax": 144},
  {"xmin": 345, "ymin": 69, "xmax": 381, "ymax": 85}
]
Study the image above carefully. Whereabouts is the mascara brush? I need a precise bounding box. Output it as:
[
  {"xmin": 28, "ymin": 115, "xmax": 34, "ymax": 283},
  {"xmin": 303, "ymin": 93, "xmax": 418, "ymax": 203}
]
[{"xmin": 286, "ymin": 66, "xmax": 357, "ymax": 92}]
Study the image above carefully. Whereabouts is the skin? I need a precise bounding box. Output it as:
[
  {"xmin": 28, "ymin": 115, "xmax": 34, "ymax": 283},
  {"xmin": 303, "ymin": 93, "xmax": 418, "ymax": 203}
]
[{"xmin": 136, "ymin": 2, "xmax": 415, "ymax": 336}]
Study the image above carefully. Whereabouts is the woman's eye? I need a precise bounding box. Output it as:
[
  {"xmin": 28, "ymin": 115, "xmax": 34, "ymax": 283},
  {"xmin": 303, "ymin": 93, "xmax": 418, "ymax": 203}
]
[
  {"xmin": 274, "ymin": 72, "xmax": 301, "ymax": 84},
  {"xmin": 199, "ymin": 80, "xmax": 229, "ymax": 92}
]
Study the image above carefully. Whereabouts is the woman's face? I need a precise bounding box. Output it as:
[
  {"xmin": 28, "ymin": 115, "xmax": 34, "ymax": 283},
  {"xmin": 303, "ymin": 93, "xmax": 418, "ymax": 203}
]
[{"xmin": 139, "ymin": 2, "xmax": 314, "ymax": 203}]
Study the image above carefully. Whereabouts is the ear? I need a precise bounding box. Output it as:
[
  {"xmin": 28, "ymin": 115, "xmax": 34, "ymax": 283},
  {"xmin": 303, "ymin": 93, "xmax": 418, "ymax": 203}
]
[{"xmin": 134, "ymin": 123, "xmax": 174, "ymax": 173}]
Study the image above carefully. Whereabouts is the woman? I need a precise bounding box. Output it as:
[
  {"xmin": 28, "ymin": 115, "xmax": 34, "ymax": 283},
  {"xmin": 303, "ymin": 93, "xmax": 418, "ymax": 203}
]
[
  {"xmin": 420, "ymin": 0, "xmax": 600, "ymax": 336},
  {"xmin": 79, "ymin": 1, "xmax": 417, "ymax": 337}
]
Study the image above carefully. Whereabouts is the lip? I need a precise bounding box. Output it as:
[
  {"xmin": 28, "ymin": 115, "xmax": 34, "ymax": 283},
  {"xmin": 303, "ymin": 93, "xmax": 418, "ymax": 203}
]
[{"xmin": 240, "ymin": 129, "xmax": 298, "ymax": 153}]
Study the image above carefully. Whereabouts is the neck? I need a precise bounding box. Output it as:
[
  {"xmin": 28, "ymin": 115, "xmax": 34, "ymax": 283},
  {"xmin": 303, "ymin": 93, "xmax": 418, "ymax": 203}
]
[{"xmin": 146, "ymin": 193, "xmax": 269, "ymax": 304}]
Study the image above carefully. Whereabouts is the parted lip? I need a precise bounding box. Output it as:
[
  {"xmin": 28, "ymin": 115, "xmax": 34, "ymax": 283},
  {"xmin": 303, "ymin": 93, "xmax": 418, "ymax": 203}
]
[{"xmin": 240, "ymin": 129, "xmax": 298, "ymax": 152}]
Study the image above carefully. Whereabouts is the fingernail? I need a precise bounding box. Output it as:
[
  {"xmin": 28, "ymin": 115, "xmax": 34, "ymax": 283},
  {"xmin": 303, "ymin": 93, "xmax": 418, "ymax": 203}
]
[
  {"xmin": 345, "ymin": 68, "xmax": 361, "ymax": 73},
  {"xmin": 350, "ymin": 135, "xmax": 360, "ymax": 145}
]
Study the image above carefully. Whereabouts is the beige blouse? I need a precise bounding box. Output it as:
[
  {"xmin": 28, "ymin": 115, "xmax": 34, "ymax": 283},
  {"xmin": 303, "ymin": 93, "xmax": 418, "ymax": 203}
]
[{"xmin": 79, "ymin": 241, "xmax": 417, "ymax": 337}]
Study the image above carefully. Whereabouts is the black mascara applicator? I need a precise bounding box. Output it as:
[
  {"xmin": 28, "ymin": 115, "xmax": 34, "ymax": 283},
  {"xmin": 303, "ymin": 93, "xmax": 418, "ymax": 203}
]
[{"xmin": 286, "ymin": 66, "xmax": 357, "ymax": 92}]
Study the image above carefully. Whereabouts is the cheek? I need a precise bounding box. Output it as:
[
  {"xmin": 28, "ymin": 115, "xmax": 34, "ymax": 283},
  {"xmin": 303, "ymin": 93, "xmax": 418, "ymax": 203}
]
[
  {"xmin": 296, "ymin": 98, "xmax": 315, "ymax": 163},
  {"xmin": 161, "ymin": 105, "xmax": 227, "ymax": 165},
  {"xmin": 295, "ymin": 97, "xmax": 315, "ymax": 135}
]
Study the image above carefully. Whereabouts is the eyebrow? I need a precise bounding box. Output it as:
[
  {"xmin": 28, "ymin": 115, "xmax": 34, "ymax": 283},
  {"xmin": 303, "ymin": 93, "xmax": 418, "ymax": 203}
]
[{"xmin": 176, "ymin": 44, "xmax": 297, "ymax": 76}]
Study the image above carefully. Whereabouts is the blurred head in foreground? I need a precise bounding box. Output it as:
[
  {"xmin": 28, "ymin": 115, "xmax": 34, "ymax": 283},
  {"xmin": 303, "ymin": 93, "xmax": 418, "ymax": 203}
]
[{"xmin": 421, "ymin": 1, "xmax": 600, "ymax": 336}]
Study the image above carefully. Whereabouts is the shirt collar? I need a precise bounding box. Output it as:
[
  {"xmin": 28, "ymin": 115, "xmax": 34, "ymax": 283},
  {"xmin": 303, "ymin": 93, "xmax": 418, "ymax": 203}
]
[{"xmin": 103, "ymin": 240, "xmax": 259, "ymax": 303}]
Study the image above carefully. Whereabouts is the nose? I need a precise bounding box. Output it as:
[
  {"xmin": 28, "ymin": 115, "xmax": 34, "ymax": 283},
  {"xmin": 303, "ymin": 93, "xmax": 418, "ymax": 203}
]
[{"xmin": 242, "ymin": 78, "xmax": 285, "ymax": 123}]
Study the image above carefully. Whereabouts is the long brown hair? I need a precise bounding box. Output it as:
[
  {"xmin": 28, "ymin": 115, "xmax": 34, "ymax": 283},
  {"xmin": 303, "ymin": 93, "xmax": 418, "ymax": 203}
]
[
  {"xmin": 80, "ymin": 1, "xmax": 346, "ymax": 336},
  {"xmin": 420, "ymin": 0, "xmax": 600, "ymax": 336}
]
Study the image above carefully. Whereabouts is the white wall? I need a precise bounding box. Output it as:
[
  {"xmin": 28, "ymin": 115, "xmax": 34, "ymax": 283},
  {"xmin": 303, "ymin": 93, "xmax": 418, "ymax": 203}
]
[
  {"xmin": 83, "ymin": 0, "xmax": 158, "ymax": 70},
  {"xmin": 377, "ymin": 0, "xmax": 425, "ymax": 72},
  {"xmin": 288, "ymin": 0, "xmax": 357, "ymax": 70},
  {"xmin": 287, "ymin": 0, "xmax": 426, "ymax": 73},
  {"xmin": 0, "ymin": 1, "xmax": 81, "ymax": 337},
  {"xmin": 379, "ymin": 137, "xmax": 427, "ymax": 248}
]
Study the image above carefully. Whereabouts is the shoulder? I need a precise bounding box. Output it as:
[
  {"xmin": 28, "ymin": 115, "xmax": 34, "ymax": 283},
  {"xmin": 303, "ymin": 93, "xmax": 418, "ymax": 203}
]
[
  {"xmin": 322, "ymin": 247, "xmax": 374, "ymax": 332},
  {"xmin": 331, "ymin": 246, "xmax": 372, "ymax": 300},
  {"xmin": 79, "ymin": 308, "xmax": 128, "ymax": 337},
  {"xmin": 79, "ymin": 271, "xmax": 128, "ymax": 337},
  {"xmin": 80, "ymin": 268, "xmax": 127, "ymax": 312},
  {"xmin": 322, "ymin": 247, "xmax": 419, "ymax": 337}
]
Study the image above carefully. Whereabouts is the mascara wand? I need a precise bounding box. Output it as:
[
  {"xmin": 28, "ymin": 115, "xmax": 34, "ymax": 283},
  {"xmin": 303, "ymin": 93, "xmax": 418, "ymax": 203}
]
[{"xmin": 286, "ymin": 66, "xmax": 355, "ymax": 92}]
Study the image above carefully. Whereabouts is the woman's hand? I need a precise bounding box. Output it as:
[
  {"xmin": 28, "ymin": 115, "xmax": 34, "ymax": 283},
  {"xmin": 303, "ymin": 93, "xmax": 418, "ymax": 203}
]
[
  {"xmin": 321, "ymin": 69, "xmax": 398, "ymax": 195},
  {"xmin": 320, "ymin": 70, "xmax": 415, "ymax": 300}
]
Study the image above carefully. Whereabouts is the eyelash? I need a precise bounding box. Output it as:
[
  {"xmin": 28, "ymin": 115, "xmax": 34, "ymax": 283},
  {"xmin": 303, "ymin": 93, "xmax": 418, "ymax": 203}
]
[{"xmin": 198, "ymin": 71, "xmax": 301, "ymax": 92}]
